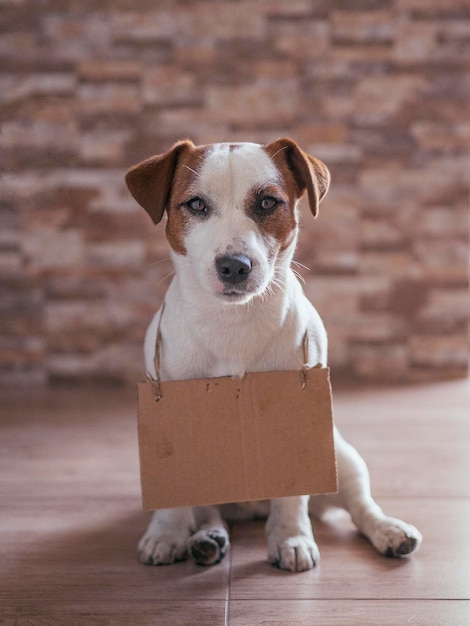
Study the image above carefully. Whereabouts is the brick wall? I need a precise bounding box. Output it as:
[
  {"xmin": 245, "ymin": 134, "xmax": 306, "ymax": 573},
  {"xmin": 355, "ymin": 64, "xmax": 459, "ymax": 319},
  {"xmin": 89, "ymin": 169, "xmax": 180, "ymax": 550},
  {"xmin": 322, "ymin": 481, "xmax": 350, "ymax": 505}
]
[{"xmin": 1, "ymin": 0, "xmax": 469, "ymax": 385}]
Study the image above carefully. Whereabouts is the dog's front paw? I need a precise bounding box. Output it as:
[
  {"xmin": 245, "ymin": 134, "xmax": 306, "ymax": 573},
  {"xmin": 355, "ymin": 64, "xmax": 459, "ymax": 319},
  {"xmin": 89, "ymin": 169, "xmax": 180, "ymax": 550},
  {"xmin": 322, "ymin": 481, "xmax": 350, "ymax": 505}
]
[
  {"xmin": 268, "ymin": 534, "xmax": 320, "ymax": 572},
  {"xmin": 370, "ymin": 517, "xmax": 423, "ymax": 558},
  {"xmin": 138, "ymin": 531, "xmax": 189, "ymax": 566},
  {"xmin": 188, "ymin": 528, "xmax": 230, "ymax": 566}
]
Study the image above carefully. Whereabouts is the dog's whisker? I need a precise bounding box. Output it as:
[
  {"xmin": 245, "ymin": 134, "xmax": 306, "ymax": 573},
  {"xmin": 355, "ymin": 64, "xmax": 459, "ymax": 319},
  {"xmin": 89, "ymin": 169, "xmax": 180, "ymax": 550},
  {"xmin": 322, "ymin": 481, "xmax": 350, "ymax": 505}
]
[
  {"xmin": 262, "ymin": 288, "xmax": 272, "ymax": 302},
  {"xmin": 257, "ymin": 288, "xmax": 269, "ymax": 303},
  {"xmin": 272, "ymin": 269, "xmax": 286, "ymax": 283},
  {"xmin": 155, "ymin": 270, "xmax": 175, "ymax": 285},
  {"xmin": 292, "ymin": 269, "xmax": 306, "ymax": 285},
  {"xmin": 271, "ymin": 283, "xmax": 285, "ymax": 296},
  {"xmin": 145, "ymin": 226, "xmax": 167, "ymax": 238},
  {"xmin": 149, "ymin": 257, "xmax": 173, "ymax": 268},
  {"xmin": 291, "ymin": 260, "xmax": 311, "ymax": 272},
  {"xmin": 182, "ymin": 164, "xmax": 201, "ymax": 178},
  {"xmin": 271, "ymin": 145, "xmax": 289, "ymax": 160},
  {"xmin": 271, "ymin": 272, "xmax": 287, "ymax": 291}
]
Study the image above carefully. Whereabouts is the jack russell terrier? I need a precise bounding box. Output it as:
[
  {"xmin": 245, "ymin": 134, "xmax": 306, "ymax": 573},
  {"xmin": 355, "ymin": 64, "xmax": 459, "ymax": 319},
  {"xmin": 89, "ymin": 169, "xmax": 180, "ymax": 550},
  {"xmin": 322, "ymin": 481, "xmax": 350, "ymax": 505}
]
[{"xmin": 125, "ymin": 137, "xmax": 422, "ymax": 572}]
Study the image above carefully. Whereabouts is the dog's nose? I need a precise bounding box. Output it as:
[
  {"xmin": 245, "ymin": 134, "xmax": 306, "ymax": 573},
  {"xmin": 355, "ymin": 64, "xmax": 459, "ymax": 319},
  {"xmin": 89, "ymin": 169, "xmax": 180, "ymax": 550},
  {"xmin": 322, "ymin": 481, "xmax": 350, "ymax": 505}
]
[{"xmin": 215, "ymin": 254, "xmax": 252, "ymax": 284}]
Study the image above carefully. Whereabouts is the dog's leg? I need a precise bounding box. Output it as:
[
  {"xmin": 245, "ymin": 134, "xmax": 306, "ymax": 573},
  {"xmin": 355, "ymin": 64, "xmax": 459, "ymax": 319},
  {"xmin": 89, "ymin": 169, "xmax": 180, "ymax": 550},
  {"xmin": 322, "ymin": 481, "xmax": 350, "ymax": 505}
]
[
  {"xmin": 138, "ymin": 507, "xmax": 196, "ymax": 565},
  {"xmin": 266, "ymin": 495, "xmax": 319, "ymax": 572},
  {"xmin": 314, "ymin": 431, "xmax": 422, "ymax": 557},
  {"xmin": 187, "ymin": 506, "xmax": 230, "ymax": 566}
]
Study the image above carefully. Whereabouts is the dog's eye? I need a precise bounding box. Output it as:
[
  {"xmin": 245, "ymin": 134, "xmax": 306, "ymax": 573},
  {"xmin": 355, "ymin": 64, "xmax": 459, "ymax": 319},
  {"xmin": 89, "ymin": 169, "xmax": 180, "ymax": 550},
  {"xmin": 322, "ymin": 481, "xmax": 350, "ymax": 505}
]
[
  {"xmin": 258, "ymin": 197, "xmax": 278, "ymax": 213},
  {"xmin": 185, "ymin": 197, "xmax": 207, "ymax": 214}
]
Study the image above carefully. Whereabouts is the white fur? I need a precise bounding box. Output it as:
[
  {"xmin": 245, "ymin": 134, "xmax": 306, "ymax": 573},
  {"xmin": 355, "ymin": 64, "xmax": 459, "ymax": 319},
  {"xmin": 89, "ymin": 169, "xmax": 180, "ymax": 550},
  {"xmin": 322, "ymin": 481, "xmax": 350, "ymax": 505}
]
[
  {"xmin": 138, "ymin": 142, "xmax": 422, "ymax": 572},
  {"xmin": 172, "ymin": 144, "xmax": 284, "ymax": 303}
]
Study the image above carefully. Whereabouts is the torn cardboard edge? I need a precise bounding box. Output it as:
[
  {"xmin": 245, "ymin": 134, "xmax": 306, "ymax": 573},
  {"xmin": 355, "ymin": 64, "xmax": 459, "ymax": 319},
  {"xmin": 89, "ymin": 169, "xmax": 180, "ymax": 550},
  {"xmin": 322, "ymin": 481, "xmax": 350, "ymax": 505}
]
[{"xmin": 137, "ymin": 366, "xmax": 338, "ymax": 511}]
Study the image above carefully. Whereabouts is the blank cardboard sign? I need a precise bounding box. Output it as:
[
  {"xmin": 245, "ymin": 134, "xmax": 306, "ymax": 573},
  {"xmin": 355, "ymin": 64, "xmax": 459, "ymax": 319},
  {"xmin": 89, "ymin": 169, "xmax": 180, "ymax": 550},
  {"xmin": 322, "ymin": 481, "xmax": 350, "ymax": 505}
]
[{"xmin": 137, "ymin": 367, "xmax": 337, "ymax": 511}]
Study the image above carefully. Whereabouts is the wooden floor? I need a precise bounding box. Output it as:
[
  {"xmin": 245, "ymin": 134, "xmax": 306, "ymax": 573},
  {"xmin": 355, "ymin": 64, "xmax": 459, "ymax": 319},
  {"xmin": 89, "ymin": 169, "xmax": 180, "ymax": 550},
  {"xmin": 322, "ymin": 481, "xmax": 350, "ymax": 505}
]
[{"xmin": 1, "ymin": 378, "xmax": 469, "ymax": 625}]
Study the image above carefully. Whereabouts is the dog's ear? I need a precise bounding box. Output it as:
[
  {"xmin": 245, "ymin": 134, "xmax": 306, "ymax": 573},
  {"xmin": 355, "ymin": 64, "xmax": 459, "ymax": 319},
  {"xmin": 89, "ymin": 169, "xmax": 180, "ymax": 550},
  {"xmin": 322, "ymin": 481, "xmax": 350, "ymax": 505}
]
[
  {"xmin": 265, "ymin": 137, "xmax": 330, "ymax": 218},
  {"xmin": 125, "ymin": 140, "xmax": 195, "ymax": 224}
]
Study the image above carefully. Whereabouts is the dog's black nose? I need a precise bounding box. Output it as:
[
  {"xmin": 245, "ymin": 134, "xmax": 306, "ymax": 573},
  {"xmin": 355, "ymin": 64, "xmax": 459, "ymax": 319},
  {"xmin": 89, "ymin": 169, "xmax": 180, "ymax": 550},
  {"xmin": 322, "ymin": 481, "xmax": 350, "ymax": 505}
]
[{"xmin": 215, "ymin": 254, "xmax": 252, "ymax": 284}]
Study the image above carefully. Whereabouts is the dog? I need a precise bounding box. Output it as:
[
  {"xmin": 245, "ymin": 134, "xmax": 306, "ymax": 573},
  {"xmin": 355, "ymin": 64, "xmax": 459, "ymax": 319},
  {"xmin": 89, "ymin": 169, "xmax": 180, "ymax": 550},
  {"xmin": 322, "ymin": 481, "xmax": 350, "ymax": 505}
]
[{"xmin": 125, "ymin": 137, "xmax": 422, "ymax": 572}]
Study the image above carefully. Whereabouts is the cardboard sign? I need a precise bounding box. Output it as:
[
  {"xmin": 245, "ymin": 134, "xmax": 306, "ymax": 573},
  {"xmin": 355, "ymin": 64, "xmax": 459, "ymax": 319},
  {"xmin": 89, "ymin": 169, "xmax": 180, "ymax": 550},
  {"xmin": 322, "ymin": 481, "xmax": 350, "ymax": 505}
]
[{"xmin": 137, "ymin": 366, "xmax": 337, "ymax": 510}]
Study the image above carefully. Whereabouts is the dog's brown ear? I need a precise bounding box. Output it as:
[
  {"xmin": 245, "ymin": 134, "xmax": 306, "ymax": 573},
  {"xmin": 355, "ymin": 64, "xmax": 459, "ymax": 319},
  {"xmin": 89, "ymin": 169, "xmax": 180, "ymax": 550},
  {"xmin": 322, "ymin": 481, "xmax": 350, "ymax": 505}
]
[
  {"xmin": 265, "ymin": 137, "xmax": 330, "ymax": 218},
  {"xmin": 125, "ymin": 140, "xmax": 194, "ymax": 224}
]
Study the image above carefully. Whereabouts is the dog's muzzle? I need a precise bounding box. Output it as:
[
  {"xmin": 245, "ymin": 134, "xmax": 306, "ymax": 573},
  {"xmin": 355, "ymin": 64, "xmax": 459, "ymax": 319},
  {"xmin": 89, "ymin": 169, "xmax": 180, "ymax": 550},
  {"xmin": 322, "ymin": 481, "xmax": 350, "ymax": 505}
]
[{"xmin": 215, "ymin": 254, "xmax": 252, "ymax": 286}]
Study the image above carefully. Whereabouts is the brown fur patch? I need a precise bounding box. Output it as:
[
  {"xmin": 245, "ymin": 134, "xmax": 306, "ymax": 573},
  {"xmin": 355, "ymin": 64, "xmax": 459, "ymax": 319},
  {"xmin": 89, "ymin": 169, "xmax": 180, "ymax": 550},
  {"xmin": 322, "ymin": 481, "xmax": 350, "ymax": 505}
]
[
  {"xmin": 244, "ymin": 183, "xmax": 297, "ymax": 253},
  {"xmin": 126, "ymin": 141, "xmax": 211, "ymax": 256},
  {"xmin": 125, "ymin": 142, "xmax": 193, "ymax": 225},
  {"xmin": 165, "ymin": 146, "xmax": 209, "ymax": 256},
  {"xmin": 263, "ymin": 141, "xmax": 303, "ymax": 212},
  {"xmin": 264, "ymin": 138, "xmax": 330, "ymax": 218}
]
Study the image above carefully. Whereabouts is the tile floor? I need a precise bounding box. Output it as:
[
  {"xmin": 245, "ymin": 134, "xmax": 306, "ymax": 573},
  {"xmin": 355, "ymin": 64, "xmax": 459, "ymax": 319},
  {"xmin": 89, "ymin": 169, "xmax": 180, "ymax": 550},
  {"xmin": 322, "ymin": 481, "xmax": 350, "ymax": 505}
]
[{"xmin": 1, "ymin": 378, "xmax": 469, "ymax": 625}]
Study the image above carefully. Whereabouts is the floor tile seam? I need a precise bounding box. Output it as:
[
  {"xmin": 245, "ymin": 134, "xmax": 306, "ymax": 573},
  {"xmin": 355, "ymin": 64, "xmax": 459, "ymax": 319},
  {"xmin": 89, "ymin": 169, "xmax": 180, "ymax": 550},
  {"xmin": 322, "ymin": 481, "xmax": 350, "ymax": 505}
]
[
  {"xmin": 225, "ymin": 535, "xmax": 234, "ymax": 626},
  {"xmin": 372, "ymin": 495, "xmax": 470, "ymax": 500},
  {"xmin": 226, "ymin": 596, "xmax": 470, "ymax": 603}
]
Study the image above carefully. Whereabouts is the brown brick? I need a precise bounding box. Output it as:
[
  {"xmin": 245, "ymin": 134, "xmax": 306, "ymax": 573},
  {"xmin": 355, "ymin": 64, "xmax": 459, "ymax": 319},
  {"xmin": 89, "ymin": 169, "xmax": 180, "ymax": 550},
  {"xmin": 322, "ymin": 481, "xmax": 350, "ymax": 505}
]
[
  {"xmin": 78, "ymin": 60, "xmax": 141, "ymax": 82},
  {"xmin": 295, "ymin": 124, "xmax": 349, "ymax": 145},
  {"xmin": 310, "ymin": 143, "xmax": 362, "ymax": 164},
  {"xmin": 331, "ymin": 43, "xmax": 393, "ymax": 64},
  {"xmin": 410, "ymin": 335, "xmax": 469, "ymax": 368},
  {"xmin": 361, "ymin": 218, "xmax": 403, "ymax": 250},
  {"xmin": 206, "ymin": 81, "xmax": 300, "ymax": 126},
  {"xmin": 85, "ymin": 240, "xmax": 146, "ymax": 271},
  {"xmin": 23, "ymin": 229, "xmax": 85, "ymax": 274},
  {"xmin": 269, "ymin": 19, "xmax": 329, "ymax": 59},
  {"xmin": 397, "ymin": 0, "xmax": 468, "ymax": 10},
  {"xmin": 411, "ymin": 122, "xmax": 470, "ymax": 151},
  {"xmin": 0, "ymin": 74, "xmax": 76, "ymax": 104},
  {"xmin": 354, "ymin": 75, "xmax": 429, "ymax": 124},
  {"xmin": 413, "ymin": 238, "xmax": 469, "ymax": 284},
  {"xmin": 332, "ymin": 11, "xmax": 396, "ymax": 44},
  {"xmin": 78, "ymin": 83, "xmax": 142, "ymax": 116},
  {"xmin": 418, "ymin": 207, "xmax": 469, "ymax": 237},
  {"xmin": 79, "ymin": 130, "xmax": 132, "ymax": 166},
  {"xmin": 110, "ymin": 11, "xmax": 181, "ymax": 43},
  {"xmin": 417, "ymin": 288, "xmax": 469, "ymax": 333},
  {"xmin": 261, "ymin": 0, "xmax": 315, "ymax": 17},
  {"xmin": 143, "ymin": 67, "xmax": 200, "ymax": 107},
  {"xmin": 48, "ymin": 343, "xmax": 144, "ymax": 383},
  {"xmin": 183, "ymin": 3, "xmax": 266, "ymax": 39},
  {"xmin": 393, "ymin": 19, "xmax": 438, "ymax": 62},
  {"xmin": 388, "ymin": 279, "xmax": 429, "ymax": 318},
  {"xmin": 361, "ymin": 251, "xmax": 418, "ymax": 278},
  {"xmin": 352, "ymin": 344, "xmax": 409, "ymax": 381}
]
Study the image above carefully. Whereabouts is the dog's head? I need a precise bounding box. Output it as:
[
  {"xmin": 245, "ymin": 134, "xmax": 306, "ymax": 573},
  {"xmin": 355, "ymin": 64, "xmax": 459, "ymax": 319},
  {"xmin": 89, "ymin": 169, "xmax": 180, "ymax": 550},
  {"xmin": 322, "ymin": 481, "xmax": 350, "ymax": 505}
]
[{"xmin": 126, "ymin": 138, "xmax": 329, "ymax": 304}]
